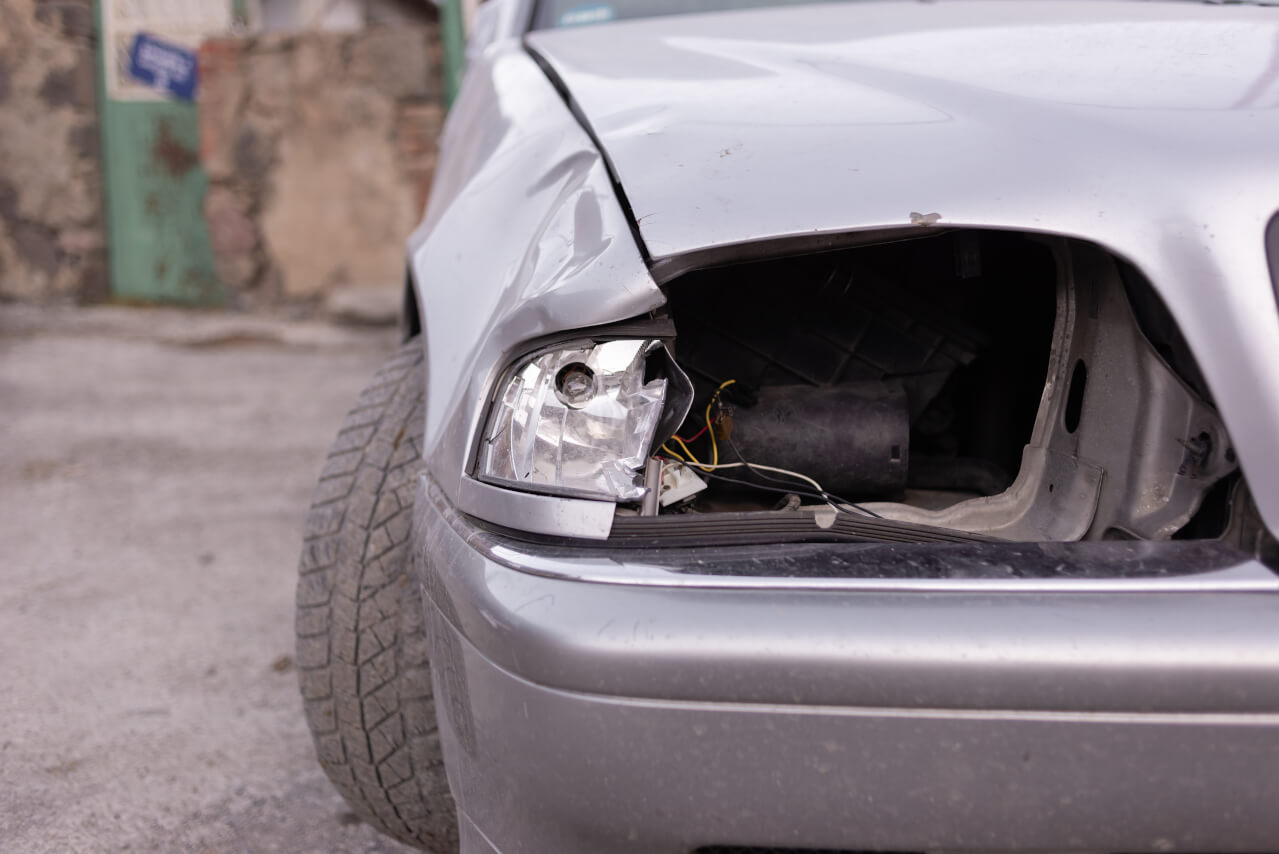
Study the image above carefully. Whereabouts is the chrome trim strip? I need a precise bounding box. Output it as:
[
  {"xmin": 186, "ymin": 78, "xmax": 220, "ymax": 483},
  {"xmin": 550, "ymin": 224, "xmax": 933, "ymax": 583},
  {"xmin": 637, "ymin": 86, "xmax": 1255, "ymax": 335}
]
[
  {"xmin": 435, "ymin": 475, "xmax": 1279, "ymax": 593},
  {"xmin": 456, "ymin": 475, "xmax": 615, "ymax": 540},
  {"xmin": 486, "ymin": 546, "xmax": 1279, "ymax": 594}
]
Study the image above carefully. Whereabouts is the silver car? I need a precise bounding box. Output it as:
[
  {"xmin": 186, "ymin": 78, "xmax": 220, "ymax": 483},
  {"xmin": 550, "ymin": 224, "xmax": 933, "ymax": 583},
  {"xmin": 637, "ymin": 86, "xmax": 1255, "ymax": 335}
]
[{"xmin": 295, "ymin": 1, "xmax": 1279, "ymax": 851}]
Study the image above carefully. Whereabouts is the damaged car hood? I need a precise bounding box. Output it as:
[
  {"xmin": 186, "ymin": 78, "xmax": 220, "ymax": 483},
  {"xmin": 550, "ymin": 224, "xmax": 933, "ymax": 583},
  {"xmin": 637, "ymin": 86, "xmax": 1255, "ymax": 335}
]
[
  {"xmin": 527, "ymin": 0, "xmax": 1279, "ymax": 265},
  {"xmin": 523, "ymin": 0, "xmax": 1279, "ymax": 541}
]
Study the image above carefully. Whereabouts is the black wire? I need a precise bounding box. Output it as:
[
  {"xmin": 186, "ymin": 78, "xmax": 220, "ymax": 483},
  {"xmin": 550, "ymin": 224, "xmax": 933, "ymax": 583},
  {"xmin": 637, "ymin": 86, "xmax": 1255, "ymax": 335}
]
[
  {"xmin": 670, "ymin": 427, "xmax": 879, "ymax": 521},
  {"xmin": 672, "ymin": 392, "xmax": 884, "ymax": 519},
  {"xmin": 694, "ymin": 467, "xmax": 839, "ymax": 508},
  {"xmin": 657, "ymin": 457, "xmax": 882, "ymax": 518},
  {"xmin": 720, "ymin": 432, "xmax": 884, "ymax": 519}
]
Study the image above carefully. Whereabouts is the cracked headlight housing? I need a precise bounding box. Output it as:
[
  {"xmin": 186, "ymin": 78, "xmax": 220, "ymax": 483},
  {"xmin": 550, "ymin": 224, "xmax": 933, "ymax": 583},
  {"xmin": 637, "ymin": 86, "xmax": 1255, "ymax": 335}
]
[{"xmin": 478, "ymin": 339, "xmax": 669, "ymax": 502}]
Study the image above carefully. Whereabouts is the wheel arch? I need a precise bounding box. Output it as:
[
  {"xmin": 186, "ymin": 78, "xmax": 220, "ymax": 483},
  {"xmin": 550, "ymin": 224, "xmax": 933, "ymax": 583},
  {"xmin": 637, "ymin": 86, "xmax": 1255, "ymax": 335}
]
[{"xmin": 402, "ymin": 263, "xmax": 422, "ymax": 343}]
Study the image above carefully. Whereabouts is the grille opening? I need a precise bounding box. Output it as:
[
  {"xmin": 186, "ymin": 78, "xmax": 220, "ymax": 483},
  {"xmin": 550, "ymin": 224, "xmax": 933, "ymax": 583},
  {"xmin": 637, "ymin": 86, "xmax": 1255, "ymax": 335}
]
[{"xmin": 624, "ymin": 229, "xmax": 1263, "ymax": 556}]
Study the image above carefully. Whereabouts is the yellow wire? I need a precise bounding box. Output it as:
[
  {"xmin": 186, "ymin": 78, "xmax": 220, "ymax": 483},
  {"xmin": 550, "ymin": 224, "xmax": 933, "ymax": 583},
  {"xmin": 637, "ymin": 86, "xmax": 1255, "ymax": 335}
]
[
  {"xmin": 660, "ymin": 379, "xmax": 737, "ymax": 474},
  {"xmin": 663, "ymin": 436, "xmax": 702, "ymax": 466}
]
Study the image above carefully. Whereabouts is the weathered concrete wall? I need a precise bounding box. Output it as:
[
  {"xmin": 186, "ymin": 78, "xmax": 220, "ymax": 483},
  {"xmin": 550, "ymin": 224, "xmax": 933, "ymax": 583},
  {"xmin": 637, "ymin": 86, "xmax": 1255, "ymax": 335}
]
[
  {"xmin": 198, "ymin": 24, "xmax": 443, "ymax": 311},
  {"xmin": 0, "ymin": 0, "xmax": 441, "ymax": 311},
  {"xmin": 0, "ymin": 0, "xmax": 108, "ymax": 303}
]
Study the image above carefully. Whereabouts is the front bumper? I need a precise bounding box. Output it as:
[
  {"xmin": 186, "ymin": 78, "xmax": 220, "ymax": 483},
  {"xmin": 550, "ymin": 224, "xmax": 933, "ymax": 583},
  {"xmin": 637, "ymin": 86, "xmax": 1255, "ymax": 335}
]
[{"xmin": 414, "ymin": 475, "xmax": 1279, "ymax": 854}]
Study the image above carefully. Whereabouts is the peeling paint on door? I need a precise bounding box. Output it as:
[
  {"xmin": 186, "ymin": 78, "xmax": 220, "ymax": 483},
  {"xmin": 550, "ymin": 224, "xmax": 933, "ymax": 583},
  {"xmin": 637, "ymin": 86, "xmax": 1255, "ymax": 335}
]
[{"xmin": 96, "ymin": 0, "xmax": 232, "ymax": 304}]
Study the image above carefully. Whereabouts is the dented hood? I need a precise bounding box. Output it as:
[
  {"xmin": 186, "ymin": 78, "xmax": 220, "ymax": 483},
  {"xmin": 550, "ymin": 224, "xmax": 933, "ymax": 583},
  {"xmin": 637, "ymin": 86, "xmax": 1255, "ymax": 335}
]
[{"xmin": 527, "ymin": 0, "xmax": 1279, "ymax": 264}]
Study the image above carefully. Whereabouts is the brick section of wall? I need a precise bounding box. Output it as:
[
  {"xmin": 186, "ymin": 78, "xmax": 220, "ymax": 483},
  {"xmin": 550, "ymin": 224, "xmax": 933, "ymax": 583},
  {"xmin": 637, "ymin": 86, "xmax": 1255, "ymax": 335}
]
[
  {"xmin": 198, "ymin": 23, "xmax": 444, "ymax": 311},
  {"xmin": 396, "ymin": 101, "xmax": 444, "ymax": 216},
  {"xmin": 0, "ymin": 0, "xmax": 108, "ymax": 303}
]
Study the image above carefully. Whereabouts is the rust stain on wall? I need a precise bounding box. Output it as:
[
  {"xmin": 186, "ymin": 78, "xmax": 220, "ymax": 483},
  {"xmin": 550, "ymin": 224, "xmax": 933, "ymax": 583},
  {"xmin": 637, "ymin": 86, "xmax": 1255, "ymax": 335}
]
[{"xmin": 152, "ymin": 119, "xmax": 199, "ymax": 176}]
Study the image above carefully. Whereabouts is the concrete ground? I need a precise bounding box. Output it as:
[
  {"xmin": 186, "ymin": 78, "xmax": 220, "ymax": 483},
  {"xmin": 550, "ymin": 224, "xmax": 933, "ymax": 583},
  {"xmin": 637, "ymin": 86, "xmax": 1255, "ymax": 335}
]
[{"xmin": 0, "ymin": 305, "xmax": 419, "ymax": 853}]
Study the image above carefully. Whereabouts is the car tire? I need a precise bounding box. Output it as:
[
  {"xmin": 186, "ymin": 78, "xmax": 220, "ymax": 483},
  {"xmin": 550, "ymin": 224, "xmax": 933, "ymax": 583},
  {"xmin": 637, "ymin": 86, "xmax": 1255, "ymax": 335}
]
[{"xmin": 295, "ymin": 339, "xmax": 458, "ymax": 851}]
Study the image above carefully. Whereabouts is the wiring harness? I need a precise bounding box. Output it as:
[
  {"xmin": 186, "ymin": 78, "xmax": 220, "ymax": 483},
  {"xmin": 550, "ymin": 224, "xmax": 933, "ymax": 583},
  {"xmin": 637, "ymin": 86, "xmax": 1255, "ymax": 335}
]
[{"xmin": 658, "ymin": 378, "xmax": 881, "ymax": 518}]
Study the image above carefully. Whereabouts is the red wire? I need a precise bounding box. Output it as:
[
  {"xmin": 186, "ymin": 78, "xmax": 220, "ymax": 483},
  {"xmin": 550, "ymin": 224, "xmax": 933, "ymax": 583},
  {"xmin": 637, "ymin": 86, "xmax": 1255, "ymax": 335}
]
[{"xmin": 676, "ymin": 423, "xmax": 709, "ymax": 443}]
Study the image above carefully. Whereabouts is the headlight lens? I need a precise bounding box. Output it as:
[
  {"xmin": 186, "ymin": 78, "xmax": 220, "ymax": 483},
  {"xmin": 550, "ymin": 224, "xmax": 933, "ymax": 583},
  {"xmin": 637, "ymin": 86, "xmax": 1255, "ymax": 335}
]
[{"xmin": 478, "ymin": 339, "xmax": 668, "ymax": 501}]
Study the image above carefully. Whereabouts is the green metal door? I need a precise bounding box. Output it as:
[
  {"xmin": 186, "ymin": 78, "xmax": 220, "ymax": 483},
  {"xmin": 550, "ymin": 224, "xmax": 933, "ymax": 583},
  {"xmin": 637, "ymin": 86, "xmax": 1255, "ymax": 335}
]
[
  {"xmin": 441, "ymin": 0, "xmax": 467, "ymax": 108},
  {"xmin": 95, "ymin": 1, "xmax": 235, "ymax": 305}
]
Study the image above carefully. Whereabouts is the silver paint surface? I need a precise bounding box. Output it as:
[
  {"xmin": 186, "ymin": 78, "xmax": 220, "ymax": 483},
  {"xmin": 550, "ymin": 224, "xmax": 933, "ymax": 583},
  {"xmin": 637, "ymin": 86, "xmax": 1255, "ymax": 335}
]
[
  {"xmin": 416, "ymin": 474, "xmax": 1279, "ymax": 711},
  {"xmin": 415, "ymin": 475, "xmax": 1279, "ymax": 854}
]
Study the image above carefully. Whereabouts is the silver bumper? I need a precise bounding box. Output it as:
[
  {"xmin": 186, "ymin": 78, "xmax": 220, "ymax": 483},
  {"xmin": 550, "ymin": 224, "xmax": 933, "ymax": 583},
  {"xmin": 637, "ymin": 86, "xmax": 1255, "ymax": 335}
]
[{"xmin": 414, "ymin": 475, "xmax": 1279, "ymax": 854}]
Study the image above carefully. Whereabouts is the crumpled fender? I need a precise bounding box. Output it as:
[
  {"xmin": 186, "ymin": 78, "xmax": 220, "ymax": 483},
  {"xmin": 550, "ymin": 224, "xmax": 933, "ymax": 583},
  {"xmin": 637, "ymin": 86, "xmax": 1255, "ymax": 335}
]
[{"xmin": 406, "ymin": 43, "xmax": 664, "ymax": 511}]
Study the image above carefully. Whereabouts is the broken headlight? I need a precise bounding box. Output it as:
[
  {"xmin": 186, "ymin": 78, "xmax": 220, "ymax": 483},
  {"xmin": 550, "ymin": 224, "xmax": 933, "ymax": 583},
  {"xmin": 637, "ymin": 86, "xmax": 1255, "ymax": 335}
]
[{"xmin": 477, "ymin": 339, "xmax": 670, "ymax": 502}]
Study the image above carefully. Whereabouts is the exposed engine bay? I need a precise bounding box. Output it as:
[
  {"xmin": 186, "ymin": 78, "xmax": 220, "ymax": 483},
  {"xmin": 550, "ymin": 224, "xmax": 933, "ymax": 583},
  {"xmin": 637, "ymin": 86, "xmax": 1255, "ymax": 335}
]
[{"xmin": 639, "ymin": 230, "xmax": 1255, "ymax": 545}]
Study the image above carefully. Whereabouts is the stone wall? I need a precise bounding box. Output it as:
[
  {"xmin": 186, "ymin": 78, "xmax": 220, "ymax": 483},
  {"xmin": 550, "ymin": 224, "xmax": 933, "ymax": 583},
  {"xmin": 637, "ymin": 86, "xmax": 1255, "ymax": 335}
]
[
  {"xmin": 0, "ymin": 0, "xmax": 442, "ymax": 311},
  {"xmin": 0, "ymin": 0, "xmax": 108, "ymax": 303},
  {"xmin": 198, "ymin": 23, "xmax": 443, "ymax": 311}
]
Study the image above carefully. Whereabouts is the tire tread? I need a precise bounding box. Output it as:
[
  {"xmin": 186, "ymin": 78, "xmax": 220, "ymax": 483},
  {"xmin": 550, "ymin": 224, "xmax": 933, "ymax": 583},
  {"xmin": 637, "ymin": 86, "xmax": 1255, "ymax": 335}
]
[{"xmin": 295, "ymin": 340, "xmax": 456, "ymax": 851}]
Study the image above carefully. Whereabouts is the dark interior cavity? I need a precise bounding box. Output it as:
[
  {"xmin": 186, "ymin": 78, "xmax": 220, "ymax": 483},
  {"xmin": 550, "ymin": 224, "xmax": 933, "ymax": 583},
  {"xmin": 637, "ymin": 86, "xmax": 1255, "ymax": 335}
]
[{"xmin": 664, "ymin": 230, "xmax": 1057, "ymax": 508}]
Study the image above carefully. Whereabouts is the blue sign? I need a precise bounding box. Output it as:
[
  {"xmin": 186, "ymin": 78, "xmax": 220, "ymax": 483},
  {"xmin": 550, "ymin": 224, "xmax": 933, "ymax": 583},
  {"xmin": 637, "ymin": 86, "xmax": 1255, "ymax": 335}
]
[{"xmin": 128, "ymin": 33, "xmax": 198, "ymax": 102}]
